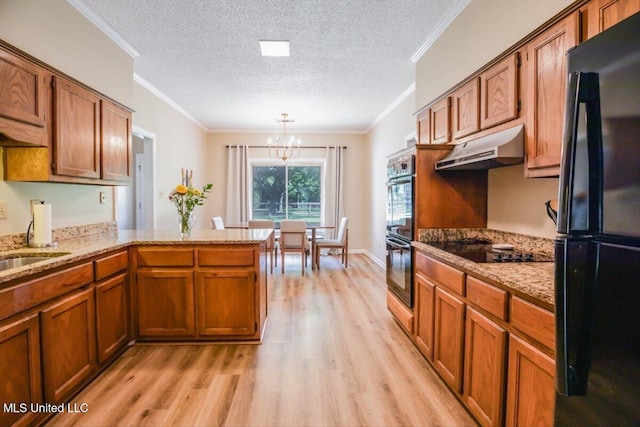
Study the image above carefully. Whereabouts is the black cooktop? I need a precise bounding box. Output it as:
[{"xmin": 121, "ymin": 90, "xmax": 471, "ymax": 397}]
[{"xmin": 425, "ymin": 239, "xmax": 554, "ymax": 263}]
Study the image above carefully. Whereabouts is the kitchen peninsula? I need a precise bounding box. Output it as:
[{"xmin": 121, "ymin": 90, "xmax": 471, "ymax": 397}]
[{"xmin": 0, "ymin": 224, "xmax": 271, "ymax": 427}]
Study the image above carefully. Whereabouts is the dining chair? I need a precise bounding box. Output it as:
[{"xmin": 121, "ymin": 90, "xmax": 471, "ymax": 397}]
[
  {"xmin": 279, "ymin": 220, "xmax": 309, "ymax": 275},
  {"xmin": 211, "ymin": 216, "xmax": 225, "ymax": 229},
  {"xmin": 314, "ymin": 217, "xmax": 349, "ymax": 269},
  {"xmin": 248, "ymin": 219, "xmax": 278, "ymax": 274}
]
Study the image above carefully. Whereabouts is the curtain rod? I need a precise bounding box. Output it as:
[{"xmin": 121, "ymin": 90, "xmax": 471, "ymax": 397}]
[{"xmin": 226, "ymin": 145, "xmax": 347, "ymax": 149}]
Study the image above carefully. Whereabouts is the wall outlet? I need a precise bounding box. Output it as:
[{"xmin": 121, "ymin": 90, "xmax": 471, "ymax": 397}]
[
  {"xmin": 0, "ymin": 202, "xmax": 7, "ymax": 219},
  {"xmin": 99, "ymin": 192, "xmax": 106, "ymax": 205}
]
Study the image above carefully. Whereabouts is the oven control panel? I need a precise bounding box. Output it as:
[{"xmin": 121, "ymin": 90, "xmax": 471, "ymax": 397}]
[{"xmin": 387, "ymin": 154, "xmax": 415, "ymax": 180}]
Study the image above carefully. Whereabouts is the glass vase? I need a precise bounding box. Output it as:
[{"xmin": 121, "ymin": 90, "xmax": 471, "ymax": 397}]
[{"xmin": 179, "ymin": 212, "xmax": 196, "ymax": 239}]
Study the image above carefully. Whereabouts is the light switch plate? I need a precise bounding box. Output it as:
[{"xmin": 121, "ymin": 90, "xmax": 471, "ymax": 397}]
[
  {"xmin": 0, "ymin": 202, "xmax": 7, "ymax": 219},
  {"xmin": 99, "ymin": 192, "xmax": 106, "ymax": 205}
]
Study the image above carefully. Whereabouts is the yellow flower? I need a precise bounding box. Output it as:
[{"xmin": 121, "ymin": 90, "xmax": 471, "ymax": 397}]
[{"xmin": 175, "ymin": 184, "xmax": 188, "ymax": 195}]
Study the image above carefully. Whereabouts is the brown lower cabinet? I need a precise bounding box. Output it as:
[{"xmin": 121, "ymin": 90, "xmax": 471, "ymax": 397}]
[
  {"xmin": 95, "ymin": 273, "xmax": 129, "ymax": 364},
  {"xmin": 505, "ymin": 335, "xmax": 555, "ymax": 427},
  {"xmin": 433, "ymin": 287, "xmax": 465, "ymax": 393},
  {"xmin": 133, "ymin": 245, "xmax": 266, "ymax": 341},
  {"xmin": 414, "ymin": 272, "xmax": 435, "ymax": 360},
  {"xmin": 40, "ymin": 287, "xmax": 97, "ymax": 404},
  {"xmin": 136, "ymin": 269, "xmax": 196, "ymax": 337},
  {"xmin": 412, "ymin": 251, "xmax": 555, "ymax": 427},
  {"xmin": 463, "ymin": 308, "xmax": 507, "ymax": 427},
  {"xmin": 0, "ymin": 312, "xmax": 42, "ymax": 427},
  {"xmin": 196, "ymin": 269, "xmax": 256, "ymax": 336},
  {"xmin": 0, "ymin": 249, "xmax": 130, "ymax": 427}
]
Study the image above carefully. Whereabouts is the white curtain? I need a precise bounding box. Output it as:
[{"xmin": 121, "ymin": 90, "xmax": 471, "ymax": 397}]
[
  {"xmin": 323, "ymin": 146, "xmax": 345, "ymax": 238},
  {"xmin": 225, "ymin": 145, "xmax": 249, "ymax": 224}
]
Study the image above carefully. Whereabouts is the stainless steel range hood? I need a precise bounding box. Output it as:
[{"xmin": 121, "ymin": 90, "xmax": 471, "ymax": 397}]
[{"xmin": 435, "ymin": 124, "xmax": 524, "ymax": 170}]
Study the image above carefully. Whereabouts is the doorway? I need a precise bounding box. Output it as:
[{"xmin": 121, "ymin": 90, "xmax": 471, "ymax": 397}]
[{"xmin": 116, "ymin": 127, "xmax": 155, "ymax": 230}]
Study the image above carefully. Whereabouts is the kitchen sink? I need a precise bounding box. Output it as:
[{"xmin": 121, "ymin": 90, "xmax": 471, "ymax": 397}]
[{"xmin": 0, "ymin": 253, "xmax": 70, "ymax": 272}]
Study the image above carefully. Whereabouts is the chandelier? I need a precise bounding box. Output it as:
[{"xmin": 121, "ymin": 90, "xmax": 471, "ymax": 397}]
[{"xmin": 267, "ymin": 113, "xmax": 301, "ymax": 161}]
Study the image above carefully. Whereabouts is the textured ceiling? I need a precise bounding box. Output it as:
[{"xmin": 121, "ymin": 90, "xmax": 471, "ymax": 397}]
[{"xmin": 79, "ymin": 0, "xmax": 464, "ymax": 132}]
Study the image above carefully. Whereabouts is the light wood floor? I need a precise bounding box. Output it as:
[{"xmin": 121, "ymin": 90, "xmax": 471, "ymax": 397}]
[{"xmin": 48, "ymin": 253, "xmax": 476, "ymax": 427}]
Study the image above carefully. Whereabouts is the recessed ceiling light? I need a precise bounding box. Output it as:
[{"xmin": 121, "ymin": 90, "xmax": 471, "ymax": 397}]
[{"xmin": 259, "ymin": 40, "xmax": 290, "ymax": 57}]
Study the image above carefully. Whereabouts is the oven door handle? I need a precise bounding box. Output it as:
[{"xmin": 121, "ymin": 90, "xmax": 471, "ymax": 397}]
[
  {"xmin": 386, "ymin": 237, "xmax": 412, "ymax": 250},
  {"xmin": 386, "ymin": 177, "xmax": 413, "ymax": 186}
]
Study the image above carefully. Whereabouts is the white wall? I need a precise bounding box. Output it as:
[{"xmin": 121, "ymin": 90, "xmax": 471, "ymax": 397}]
[
  {"xmin": 365, "ymin": 92, "xmax": 417, "ymax": 263},
  {"xmin": 132, "ymin": 83, "xmax": 208, "ymax": 231},
  {"xmin": 0, "ymin": 0, "xmax": 133, "ymax": 235},
  {"xmin": 206, "ymin": 132, "xmax": 369, "ymax": 251},
  {"xmin": 415, "ymin": 0, "xmax": 574, "ymax": 239}
]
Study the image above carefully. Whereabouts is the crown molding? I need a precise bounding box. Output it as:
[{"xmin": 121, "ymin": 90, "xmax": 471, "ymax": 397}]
[
  {"xmin": 67, "ymin": 0, "xmax": 140, "ymax": 58},
  {"xmin": 365, "ymin": 83, "xmax": 415, "ymax": 133},
  {"xmin": 134, "ymin": 73, "xmax": 207, "ymax": 131},
  {"xmin": 410, "ymin": 0, "xmax": 471, "ymax": 63}
]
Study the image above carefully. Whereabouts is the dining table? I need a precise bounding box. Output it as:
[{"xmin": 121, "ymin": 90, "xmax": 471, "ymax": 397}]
[{"xmin": 224, "ymin": 222, "xmax": 333, "ymax": 271}]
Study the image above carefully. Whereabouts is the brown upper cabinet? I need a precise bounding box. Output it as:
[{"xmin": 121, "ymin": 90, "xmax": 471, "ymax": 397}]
[
  {"xmin": 417, "ymin": 108, "xmax": 430, "ymax": 144},
  {"xmin": 524, "ymin": 12, "xmax": 578, "ymax": 177},
  {"xmin": 1, "ymin": 41, "xmax": 132, "ymax": 185},
  {"xmin": 430, "ymin": 97, "xmax": 451, "ymax": 144},
  {"xmin": 101, "ymin": 99, "xmax": 132, "ymax": 181},
  {"xmin": 452, "ymin": 78, "xmax": 480, "ymax": 139},
  {"xmin": 480, "ymin": 53, "xmax": 519, "ymax": 130},
  {"xmin": 53, "ymin": 77, "xmax": 131, "ymax": 182},
  {"xmin": 0, "ymin": 49, "xmax": 48, "ymax": 146},
  {"xmin": 53, "ymin": 75, "xmax": 101, "ymax": 179},
  {"xmin": 586, "ymin": 0, "xmax": 640, "ymax": 39}
]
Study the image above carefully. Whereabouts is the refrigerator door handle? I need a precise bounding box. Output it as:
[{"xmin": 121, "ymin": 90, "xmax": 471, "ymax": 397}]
[
  {"xmin": 555, "ymin": 238, "xmax": 595, "ymax": 396},
  {"xmin": 557, "ymin": 72, "xmax": 603, "ymax": 234},
  {"xmin": 557, "ymin": 72, "xmax": 580, "ymax": 234}
]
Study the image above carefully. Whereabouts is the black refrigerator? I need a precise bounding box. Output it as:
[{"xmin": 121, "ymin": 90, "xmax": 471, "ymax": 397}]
[{"xmin": 554, "ymin": 12, "xmax": 640, "ymax": 426}]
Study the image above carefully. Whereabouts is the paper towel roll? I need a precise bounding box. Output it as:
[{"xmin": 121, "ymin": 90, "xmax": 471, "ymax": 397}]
[{"xmin": 33, "ymin": 203, "xmax": 52, "ymax": 245}]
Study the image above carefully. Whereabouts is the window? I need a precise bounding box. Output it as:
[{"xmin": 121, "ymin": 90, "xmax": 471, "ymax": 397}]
[{"xmin": 252, "ymin": 164, "xmax": 321, "ymax": 226}]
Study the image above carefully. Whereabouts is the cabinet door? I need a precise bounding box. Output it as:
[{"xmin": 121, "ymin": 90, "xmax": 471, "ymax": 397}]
[
  {"xmin": 41, "ymin": 287, "xmax": 97, "ymax": 404},
  {"xmin": 0, "ymin": 49, "xmax": 47, "ymax": 127},
  {"xmin": 195, "ymin": 269, "xmax": 257, "ymax": 336},
  {"xmin": 525, "ymin": 13, "xmax": 578, "ymax": 177},
  {"xmin": 414, "ymin": 272, "xmax": 435, "ymax": 360},
  {"xmin": 433, "ymin": 286, "xmax": 465, "ymax": 393},
  {"xmin": 430, "ymin": 97, "xmax": 451, "ymax": 144},
  {"xmin": 0, "ymin": 312, "xmax": 42, "ymax": 427},
  {"xmin": 505, "ymin": 335, "xmax": 555, "ymax": 427},
  {"xmin": 417, "ymin": 109, "xmax": 430, "ymax": 144},
  {"xmin": 587, "ymin": 0, "xmax": 640, "ymax": 39},
  {"xmin": 480, "ymin": 53, "xmax": 518, "ymax": 130},
  {"xmin": 96, "ymin": 273, "xmax": 129, "ymax": 365},
  {"xmin": 463, "ymin": 308, "xmax": 507, "ymax": 427},
  {"xmin": 452, "ymin": 78, "xmax": 480, "ymax": 139},
  {"xmin": 136, "ymin": 269, "xmax": 195, "ymax": 337},
  {"xmin": 53, "ymin": 75, "xmax": 101, "ymax": 178},
  {"xmin": 101, "ymin": 99, "xmax": 131, "ymax": 181}
]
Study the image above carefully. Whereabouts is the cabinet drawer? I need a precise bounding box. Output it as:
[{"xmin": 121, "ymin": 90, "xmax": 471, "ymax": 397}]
[
  {"xmin": 415, "ymin": 252, "xmax": 465, "ymax": 295},
  {"xmin": 510, "ymin": 296, "xmax": 555, "ymax": 351},
  {"xmin": 136, "ymin": 247, "xmax": 194, "ymax": 267},
  {"xmin": 198, "ymin": 247, "xmax": 255, "ymax": 267},
  {"xmin": 467, "ymin": 276, "xmax": 508, "ymax": 320},
  {"xmin": 0, "ymin": 262, "xmax": 93, "ymax": 321},
  {"xmin": 94, "ymin": 250, "xmax": 128, "ymax": 281},
  {"xmin": 387, "ymin": 291, "xmax": 414, "ymax": 334}
]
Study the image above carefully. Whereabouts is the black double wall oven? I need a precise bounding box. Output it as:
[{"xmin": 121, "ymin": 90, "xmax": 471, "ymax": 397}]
[{"xmin": 386, "ymin": 148, "xmax": 415, "ymax": 308}]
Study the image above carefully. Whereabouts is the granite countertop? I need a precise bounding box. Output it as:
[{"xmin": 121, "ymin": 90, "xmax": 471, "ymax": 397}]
[
  {"xmin": 414, "ymin": 228, "xmax": 555, "ymax": 310},
  {"xmin": 0, "ymin": 228, "xmax": 272, "ymax": 285}
]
